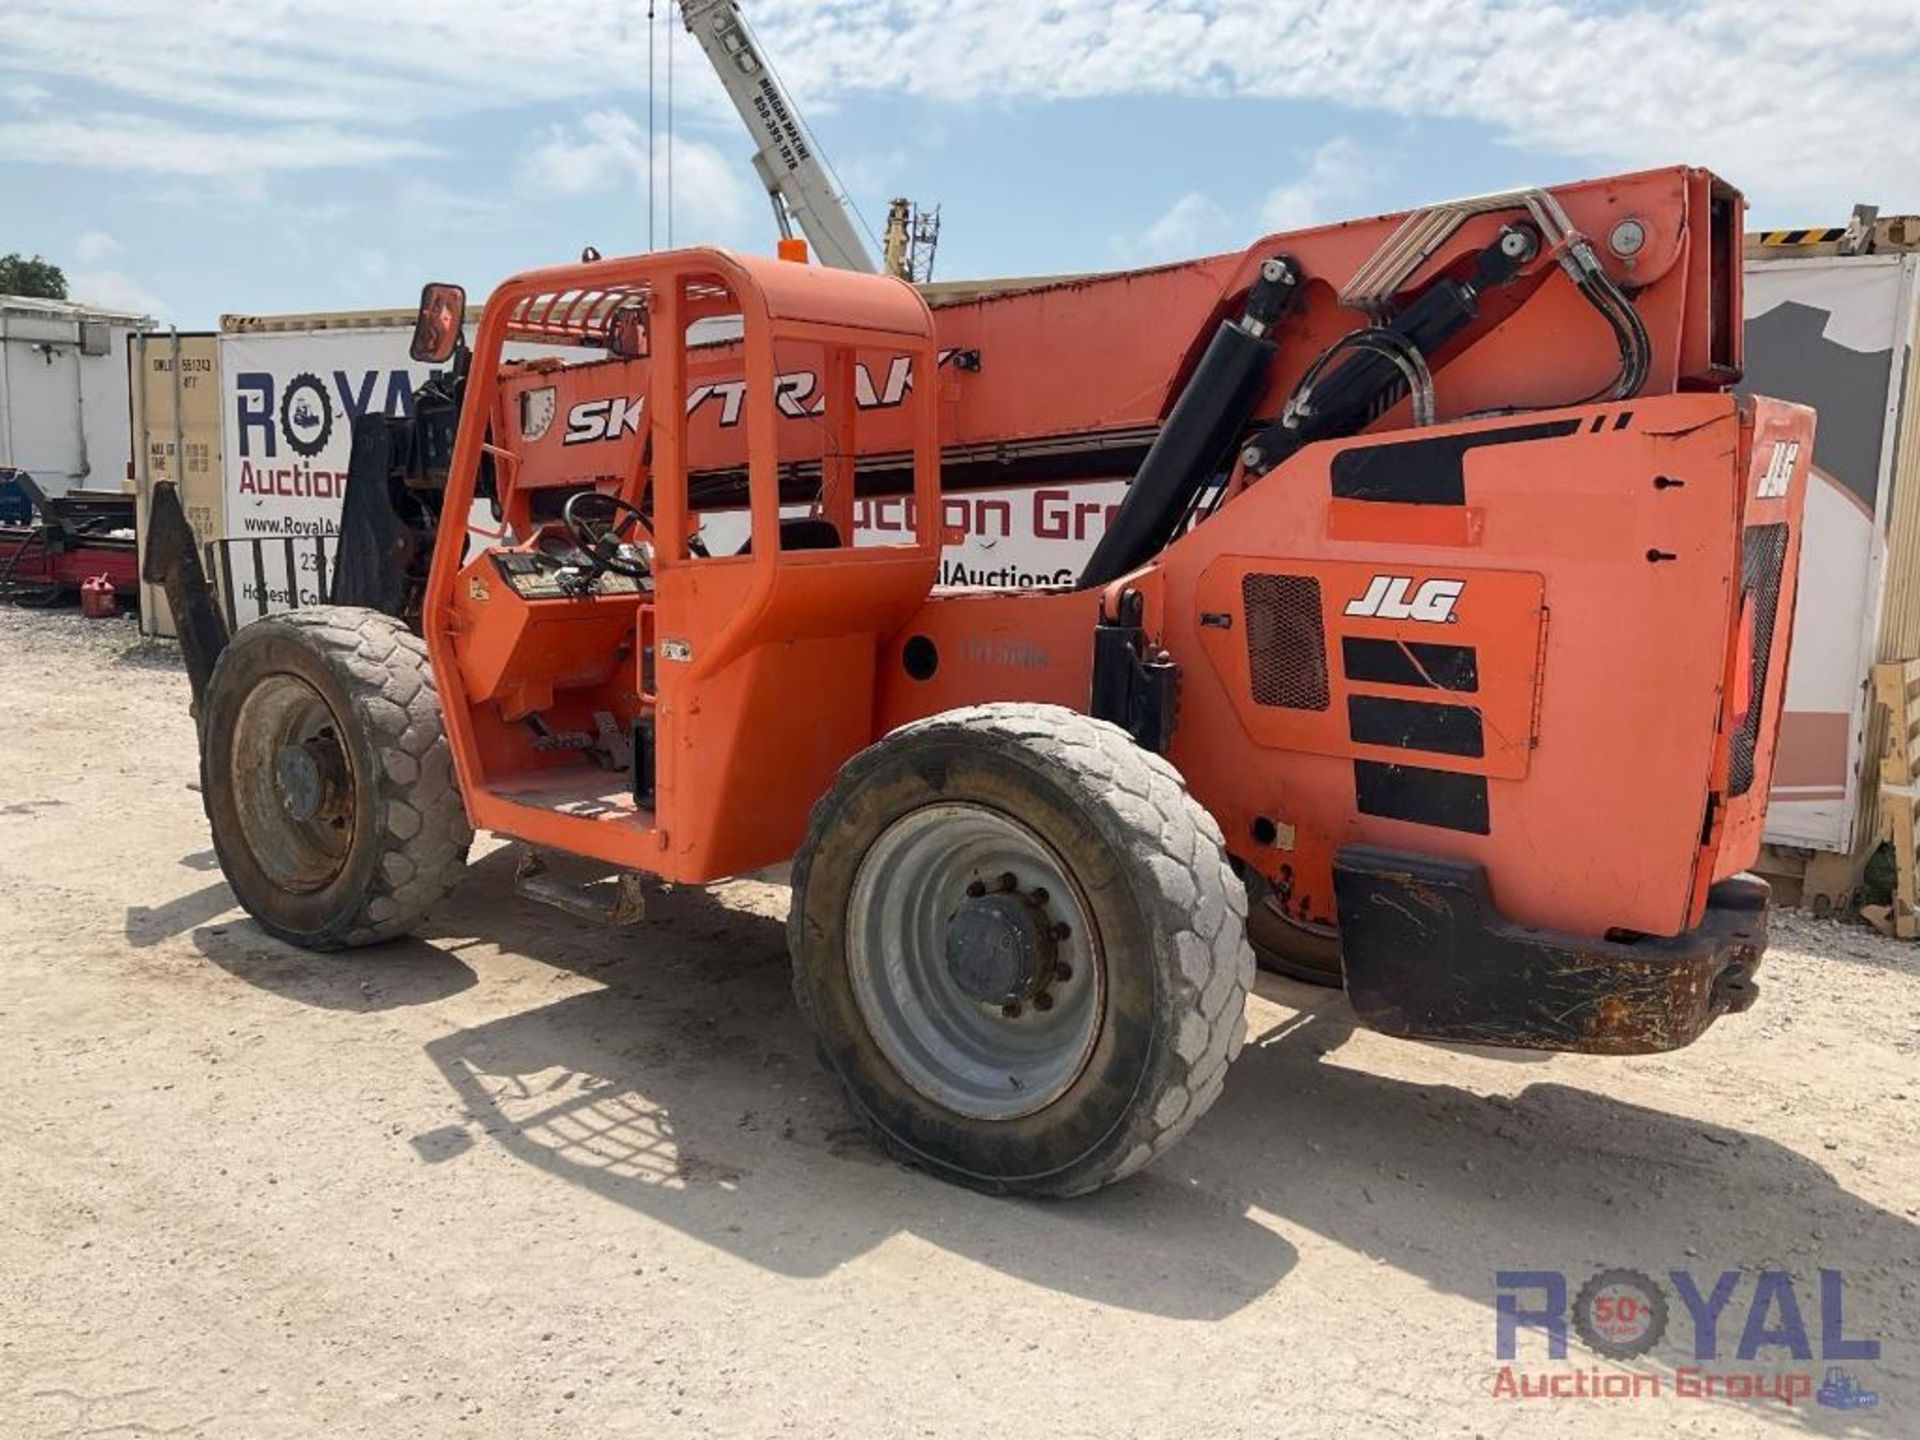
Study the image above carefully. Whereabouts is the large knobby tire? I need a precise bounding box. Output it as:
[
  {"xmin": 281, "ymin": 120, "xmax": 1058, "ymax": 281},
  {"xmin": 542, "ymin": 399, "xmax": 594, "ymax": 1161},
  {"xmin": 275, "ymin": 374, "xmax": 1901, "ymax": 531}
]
[
  {"xmin": 200, "ymin": 605, "xmax": 471, "ymax": 950},
  {"xmin": 789, "ymin": 703, "xmax": 1254, "ymax": 1198}
]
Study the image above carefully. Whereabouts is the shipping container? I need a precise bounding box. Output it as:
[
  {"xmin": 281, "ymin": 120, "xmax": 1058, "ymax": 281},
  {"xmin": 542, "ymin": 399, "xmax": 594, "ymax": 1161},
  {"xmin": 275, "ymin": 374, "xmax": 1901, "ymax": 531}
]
[
  {"xmin": 212, "ymin": 309, "xmax": 442, "ymax": 626},
  {"xmin": 0, "ymin": 295, "xmax": 151, "ymax": 498},
  {"xmin": 130, "ymin": 331, "xmax": 222, "ymax": 637},
  {"xmin": 1740, "ymin": 217, "xmax": 1920, "ymax": 890}
]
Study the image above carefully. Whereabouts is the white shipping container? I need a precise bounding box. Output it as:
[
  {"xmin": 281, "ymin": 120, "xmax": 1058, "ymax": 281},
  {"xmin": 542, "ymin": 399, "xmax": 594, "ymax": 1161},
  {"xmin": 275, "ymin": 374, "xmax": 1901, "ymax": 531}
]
[
  {"xmin": 0, "ymin": 295, "xmax": 150, "ymax": 498},
  {"xmin": 1741, "ymin": 251, "xmax": 1920, "ymax": 854},
  {"xmin": 216, "ymin": 319, "xmax": 445, "ymax": 622}
]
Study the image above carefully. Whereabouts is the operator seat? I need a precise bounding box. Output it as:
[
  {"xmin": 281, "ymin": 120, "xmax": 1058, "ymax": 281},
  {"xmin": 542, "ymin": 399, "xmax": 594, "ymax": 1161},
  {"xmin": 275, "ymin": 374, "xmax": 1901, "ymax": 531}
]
[{"xmin": 736, "ymin": 517, "xmax": 843, "ymax": 555}]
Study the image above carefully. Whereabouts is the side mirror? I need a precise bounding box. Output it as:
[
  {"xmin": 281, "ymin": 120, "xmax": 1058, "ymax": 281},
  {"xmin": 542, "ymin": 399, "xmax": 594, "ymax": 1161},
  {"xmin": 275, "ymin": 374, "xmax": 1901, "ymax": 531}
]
[
  {"xmin": 409, "ymin": 281, "xmax": 467, "ymax": 364},
  {"xmin": 607, "ymin": 303, "xmax": 649, "ymax": 359}
]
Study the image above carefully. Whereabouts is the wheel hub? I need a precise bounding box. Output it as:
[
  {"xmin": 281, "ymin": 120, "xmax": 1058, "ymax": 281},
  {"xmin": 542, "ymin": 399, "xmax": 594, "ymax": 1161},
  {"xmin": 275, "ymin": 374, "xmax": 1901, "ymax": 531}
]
[
  {"xmin": 231, "ymin": 674, "xmax": 356, "ymax": 896},
  {"xmin": 944, "ymin": 889, "xmax": 1057, "ymax": 1006},
  {"xmin": 272, "ymin": 733, "xmax": 348, "ymax": 824}
]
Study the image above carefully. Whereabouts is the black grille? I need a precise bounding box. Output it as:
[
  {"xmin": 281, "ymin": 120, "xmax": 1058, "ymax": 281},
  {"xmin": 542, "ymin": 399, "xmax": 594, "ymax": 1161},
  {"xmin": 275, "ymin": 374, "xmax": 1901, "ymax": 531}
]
[
  {"xmin": 1243, "ymin": 573, "xmax": 1329, "ymax": 710},
  {"xmin": 1729, "ymin": 523, "xmax": 1789, "ymax": 797}
]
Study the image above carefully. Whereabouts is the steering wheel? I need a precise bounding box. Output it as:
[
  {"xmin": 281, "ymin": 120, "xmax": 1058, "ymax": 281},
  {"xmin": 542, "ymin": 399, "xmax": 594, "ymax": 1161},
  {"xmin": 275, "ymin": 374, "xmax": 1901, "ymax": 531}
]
[{"xmin": 561, "ymin": 490, "xmax": 654, "ymax": 579}]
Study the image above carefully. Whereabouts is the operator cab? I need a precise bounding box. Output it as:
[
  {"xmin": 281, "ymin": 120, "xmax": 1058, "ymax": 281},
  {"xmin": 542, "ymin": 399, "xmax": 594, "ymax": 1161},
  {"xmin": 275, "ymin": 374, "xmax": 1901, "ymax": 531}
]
[{"xmin": 412, "ymin": 250, "xmax": 943, "ymax": 883}]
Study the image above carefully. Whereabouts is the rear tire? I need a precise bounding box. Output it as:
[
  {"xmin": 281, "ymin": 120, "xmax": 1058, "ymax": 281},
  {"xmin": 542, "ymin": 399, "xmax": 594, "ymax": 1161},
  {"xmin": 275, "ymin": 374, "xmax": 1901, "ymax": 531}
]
[
  {"xmin": 201, "ymin": 606, "xmax": 471, "ymax": 950},
  {"xmin": 1247, "ymin": 884, "xmax": 1344, "ymax": 987},
  {"xmin": 789, "ymin": 703, "xmax": 1253, "ymax": 1197}
]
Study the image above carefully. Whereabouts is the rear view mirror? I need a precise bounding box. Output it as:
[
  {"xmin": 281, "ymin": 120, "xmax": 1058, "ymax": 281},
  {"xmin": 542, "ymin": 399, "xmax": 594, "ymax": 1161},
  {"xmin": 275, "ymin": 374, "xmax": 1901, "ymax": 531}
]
[
  {"xmin": 409, "ymin": 281, "xmax": 467, "ymax": 364},
  {"xmin": 607, "ymin": 303, "xmax": 649, "ymax": 359}
]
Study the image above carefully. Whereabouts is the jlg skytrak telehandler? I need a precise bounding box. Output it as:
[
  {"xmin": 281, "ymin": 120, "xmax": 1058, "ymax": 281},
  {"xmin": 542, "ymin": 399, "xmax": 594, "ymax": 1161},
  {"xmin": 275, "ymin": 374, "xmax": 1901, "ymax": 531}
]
[{"xmin": 150, "ymin": 165, "xmax": 1809, "ymax": 1196}]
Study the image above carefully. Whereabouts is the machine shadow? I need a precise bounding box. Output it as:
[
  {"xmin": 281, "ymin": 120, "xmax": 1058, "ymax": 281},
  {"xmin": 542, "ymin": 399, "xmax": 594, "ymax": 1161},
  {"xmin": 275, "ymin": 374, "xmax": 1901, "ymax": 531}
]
[
  {"xmin": 126, "ymin": 878, "xmax": 237, "ymax": 948},
  {"xmin": 191, "ymin": 922, "xmax": 478, "ymax": 1011},
  {"xmin": 418, "ymin": 850, "xmax": 1296, "ymax": 1320},
  {"xmin": 209, "ymin": 844, "xmax": 1912, "ymax": 1362},
  {"xmin": 1178, "ymin": 1005, "xmax": 1915, "ymax": 1434}
]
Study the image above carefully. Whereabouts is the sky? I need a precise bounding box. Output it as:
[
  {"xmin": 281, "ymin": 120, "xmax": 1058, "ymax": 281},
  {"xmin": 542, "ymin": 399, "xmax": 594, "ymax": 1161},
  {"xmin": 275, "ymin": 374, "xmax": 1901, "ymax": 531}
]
[{"xmin": 2, "ymin": 0, "xmax": 1918, "ymax": 328}]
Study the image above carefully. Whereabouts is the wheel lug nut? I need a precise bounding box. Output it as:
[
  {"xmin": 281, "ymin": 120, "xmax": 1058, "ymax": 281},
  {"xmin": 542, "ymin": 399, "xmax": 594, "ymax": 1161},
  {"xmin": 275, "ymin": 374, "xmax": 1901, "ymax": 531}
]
[
  {"xmin": 998, "ymin": 871, "xmax": 1018, "ymax": 892},
  {"xmin": 1031, "ymin": 886, "xmax": 1049, "ymax": 905},
  {"xmin": 1053, "ymin": 962, "xmax": 1072, "ymax": 983},
  {"xmin": 1052, "ymin": 922, "xmax": 1071, "ymax": 941},
  {"xmin": 1032, "ymin": 991, "xmax": 1054, "ymax": 1012},
  {"xmin": 1000, "ymin": 1000, "xmax": 1023, "ymax": 1019},
  {"xmin": 966, "ymin": 879, "xmax": 986, "ymax": 899}
]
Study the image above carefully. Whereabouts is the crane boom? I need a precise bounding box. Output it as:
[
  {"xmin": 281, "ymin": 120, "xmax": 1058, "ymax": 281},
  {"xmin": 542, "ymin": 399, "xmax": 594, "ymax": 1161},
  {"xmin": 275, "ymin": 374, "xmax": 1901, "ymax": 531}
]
[{"xmin": 677, "ymin": 0, "xmax": 877, "ymax": 273}]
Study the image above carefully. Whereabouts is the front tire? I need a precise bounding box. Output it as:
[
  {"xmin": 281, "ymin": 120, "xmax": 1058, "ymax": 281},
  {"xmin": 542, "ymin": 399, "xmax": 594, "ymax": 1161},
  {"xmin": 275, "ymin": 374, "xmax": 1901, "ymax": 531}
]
[
  {"xmin": 200, "ymin": 606, "xmax": 471, "ymax": 950},
  {"xmin": 789, "ymin": 703, "xmax": 1253, "ymax": 1197}
]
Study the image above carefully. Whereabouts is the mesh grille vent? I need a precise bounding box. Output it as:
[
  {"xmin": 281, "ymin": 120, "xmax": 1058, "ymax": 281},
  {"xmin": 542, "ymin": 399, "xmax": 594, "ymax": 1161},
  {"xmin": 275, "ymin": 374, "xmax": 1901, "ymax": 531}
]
[
  {"xmin": 1243, "ymin": 573, "xmax": 1330, "ymax": 711},
  {"xmin": 1729, "ymin": 524, "xmax": 1788, "ymax": 797}
]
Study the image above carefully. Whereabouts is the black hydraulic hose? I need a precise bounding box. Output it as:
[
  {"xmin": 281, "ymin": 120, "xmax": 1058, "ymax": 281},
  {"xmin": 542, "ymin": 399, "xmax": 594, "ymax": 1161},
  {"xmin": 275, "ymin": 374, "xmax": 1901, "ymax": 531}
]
[
  {"xmin": 1077, "ymin": 321, "xmax": 1275, "ymax": 589},
  {"xmin": 1467, "ymin": 257, "xmax": 1651, "ymax": 418},
  {"xmin": 1594, "ymin": 267, "xmax": 1652, "ymax": 397},
  {"xmin": 1241, "ymin": 222, "xmax": 1655, "ymax": 457},
  {"xmin": 1078, "ymin": 257, "xmax": 1300, "ymax": 589},
  {"xmin": 1186, "ymin": 327, "xmax": 1440, "ymax": 530},
  {"xmin": 1287, "ymin": 327, "xmax": 1438, "ymax": 429},
  {"xmin": 1237, "ymin": 271, "xmax": 1486, "ymax": 483}
]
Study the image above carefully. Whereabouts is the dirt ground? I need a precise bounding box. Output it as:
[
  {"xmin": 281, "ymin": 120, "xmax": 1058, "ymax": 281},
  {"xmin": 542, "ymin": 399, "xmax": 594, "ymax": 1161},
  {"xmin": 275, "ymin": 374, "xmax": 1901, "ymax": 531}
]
[{"xmin": 0, "ymin": 606, "xmax": 1914, "ymax": 1439}]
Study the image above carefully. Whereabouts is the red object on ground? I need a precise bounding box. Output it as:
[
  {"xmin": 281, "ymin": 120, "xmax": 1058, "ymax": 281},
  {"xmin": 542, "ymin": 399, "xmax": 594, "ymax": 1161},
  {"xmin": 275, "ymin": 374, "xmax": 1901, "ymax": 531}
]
[
  {"xmin": 80, "ymin": 573, "xmax": 118, "ymax": 618},
  {"xmin": 0, "ymin": 526, "xmax": 138, "ymax": 600}
]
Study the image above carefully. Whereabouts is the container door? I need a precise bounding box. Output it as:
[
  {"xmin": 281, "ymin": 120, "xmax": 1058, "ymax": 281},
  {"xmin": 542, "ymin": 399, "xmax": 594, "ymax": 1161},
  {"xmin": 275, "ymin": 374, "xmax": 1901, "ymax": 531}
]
[
  {"xmin": 1742, "ymin": 255, "xmax": 1912, "ymax": 852},
  {"xmin": 2, "ymin": 338, "xmax": 83, "ymax": 494}
]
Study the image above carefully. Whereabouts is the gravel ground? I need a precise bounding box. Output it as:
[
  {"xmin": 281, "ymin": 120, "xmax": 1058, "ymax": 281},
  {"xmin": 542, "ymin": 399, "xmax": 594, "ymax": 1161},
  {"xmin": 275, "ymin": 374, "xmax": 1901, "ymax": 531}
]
[{"xmin": 1, "ymin": 605, "xmax": 1915, "ymax": 1439}]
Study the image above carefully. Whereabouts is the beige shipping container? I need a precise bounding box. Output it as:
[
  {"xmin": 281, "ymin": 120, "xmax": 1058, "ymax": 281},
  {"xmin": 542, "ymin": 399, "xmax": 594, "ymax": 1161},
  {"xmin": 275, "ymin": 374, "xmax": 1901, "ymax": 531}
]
[{"xmin": 131, "ymin": 331, "xmax": 223, "ymax": 638}]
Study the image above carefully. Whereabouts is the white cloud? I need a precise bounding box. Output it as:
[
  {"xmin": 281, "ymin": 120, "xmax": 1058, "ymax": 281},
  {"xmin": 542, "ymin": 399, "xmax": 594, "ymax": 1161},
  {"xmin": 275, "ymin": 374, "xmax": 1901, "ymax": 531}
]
[
  {"xmin": 397, "ymin": 179, "xmax": 507, "ymax": 219},
  {"xmin": 1260, "ymin": 136, "xmax": 1387, "ymax": 233},
  {"xmin": 5, "ymin": 79, "xmax": 50, "ymax": 112},
  {"xmin": 0, "ymin": 0, "xmax": 1914, "ymax": 216},
  {"xmin": 830, "ymin": 144, "xmax": 916, "ymax": 206},
  {"xmin": 736, "ymin": 0, "xmax": 1920, "ymax": 214},
  {"xmin": 0, "ymin": 111, "xmax": 436, "ymax": 177},
  {"xmin": 521, "ymin": 110, "xmax": 649, "ymax": 197},
  {"xmin": 657, "ymin": 131, "xmax": 759, "ymax": 243},
  {"xmin": 67, "ymin": 267, "xmax": 164, "ymax": 317},
  {"xmin": 1117, "ymin": 135, "xmax": 1385, "ymax": 266},
  {"xmin": 518, "ymin": 110, "xmax": 754, "ymax": 241},
  {"xmin": 74, "ymin": 229, "xmax": 120, "ymax": 266},
  {"xmin": 0, "ymin": 2, "xmax": 740, "ymax": 127},
  {"xmin": 1119, "ymin": 191, "xmax": 1234, "ymax": 264}
]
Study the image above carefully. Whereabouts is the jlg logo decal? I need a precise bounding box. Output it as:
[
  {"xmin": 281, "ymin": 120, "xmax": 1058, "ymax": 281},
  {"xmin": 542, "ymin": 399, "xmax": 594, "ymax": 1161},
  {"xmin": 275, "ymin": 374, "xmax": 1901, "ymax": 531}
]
[
  {"xmin": 1344, "ymin": 575, "xmax": 1465, "ymax": 623},
  {"xmin": 1756, "ymin": 439, "xmax": 1799, "ymax": 499}
]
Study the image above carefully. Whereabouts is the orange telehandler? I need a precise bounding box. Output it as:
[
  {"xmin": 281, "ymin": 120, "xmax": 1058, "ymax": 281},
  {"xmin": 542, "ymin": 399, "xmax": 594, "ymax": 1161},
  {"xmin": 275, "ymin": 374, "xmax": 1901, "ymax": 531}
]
[{"xmin": 147, "ymin": 164, "xmax": 1808, "ymax": 1195}]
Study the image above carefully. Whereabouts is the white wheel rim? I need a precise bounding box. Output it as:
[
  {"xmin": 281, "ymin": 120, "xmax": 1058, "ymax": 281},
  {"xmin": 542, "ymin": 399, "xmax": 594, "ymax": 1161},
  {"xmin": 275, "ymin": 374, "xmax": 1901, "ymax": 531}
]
[{"xmin": 845, "ymin": 802, "xmax": 1105, "ymax": 1121}]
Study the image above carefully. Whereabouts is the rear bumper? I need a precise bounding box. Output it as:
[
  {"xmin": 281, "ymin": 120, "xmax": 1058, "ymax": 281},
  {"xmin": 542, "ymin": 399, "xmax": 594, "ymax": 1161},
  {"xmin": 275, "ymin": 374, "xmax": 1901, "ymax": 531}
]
[{"xmin": 1333, "ymin": 845, "xmax": 1766, "ymax": 1055}]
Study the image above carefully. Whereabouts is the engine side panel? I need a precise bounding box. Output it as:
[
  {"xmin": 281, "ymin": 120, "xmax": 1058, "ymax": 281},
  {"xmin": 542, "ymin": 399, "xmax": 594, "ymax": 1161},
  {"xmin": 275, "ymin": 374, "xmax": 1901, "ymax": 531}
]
[{"xmin": 875, "ymin": 392, "xmax": 1811, "ymax": 943}]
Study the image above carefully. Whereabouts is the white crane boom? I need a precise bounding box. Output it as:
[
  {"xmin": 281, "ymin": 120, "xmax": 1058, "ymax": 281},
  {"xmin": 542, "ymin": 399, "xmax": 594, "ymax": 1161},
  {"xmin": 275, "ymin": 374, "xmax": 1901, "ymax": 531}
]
[{"xmin": 676, "ymin": 0, "xmax": 877, "ymax": 273}]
